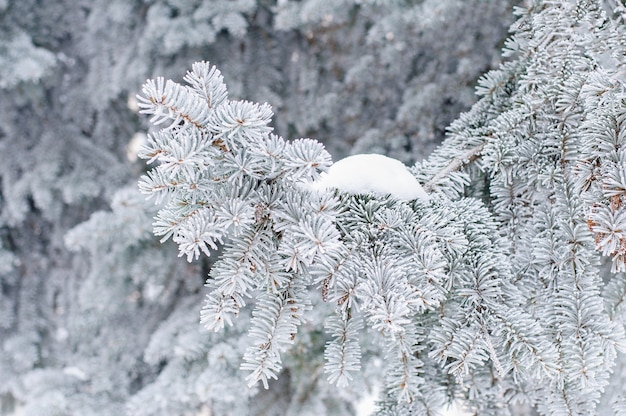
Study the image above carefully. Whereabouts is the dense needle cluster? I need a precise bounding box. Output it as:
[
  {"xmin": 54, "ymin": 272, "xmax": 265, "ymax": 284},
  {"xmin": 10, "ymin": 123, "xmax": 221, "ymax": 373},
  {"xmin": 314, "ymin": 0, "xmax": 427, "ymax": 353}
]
[{"xmin": 136, "ymin": 1, "xmax": 626, "ymax": 414}]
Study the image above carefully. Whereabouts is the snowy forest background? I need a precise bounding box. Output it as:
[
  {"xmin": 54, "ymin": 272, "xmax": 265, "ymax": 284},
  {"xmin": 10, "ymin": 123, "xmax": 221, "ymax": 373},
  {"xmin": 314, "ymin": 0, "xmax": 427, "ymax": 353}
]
[{"xmin": 2, "ymin": 0, "xmax": 626, "ymax": 415}]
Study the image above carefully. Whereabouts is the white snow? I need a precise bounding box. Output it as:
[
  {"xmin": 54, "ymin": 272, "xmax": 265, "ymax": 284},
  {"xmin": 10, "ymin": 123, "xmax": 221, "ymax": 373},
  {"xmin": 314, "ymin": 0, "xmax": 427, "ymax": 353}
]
[{"xmin": 312, "ymin": 153, "xmax": 429, "ymax": 201}]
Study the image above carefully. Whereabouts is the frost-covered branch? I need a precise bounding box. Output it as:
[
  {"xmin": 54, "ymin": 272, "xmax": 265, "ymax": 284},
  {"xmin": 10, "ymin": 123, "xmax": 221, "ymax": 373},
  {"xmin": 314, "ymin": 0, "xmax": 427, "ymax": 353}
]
[{"xmin": 136, "ymin": 1, "xmax": 626, "ymax": 411}]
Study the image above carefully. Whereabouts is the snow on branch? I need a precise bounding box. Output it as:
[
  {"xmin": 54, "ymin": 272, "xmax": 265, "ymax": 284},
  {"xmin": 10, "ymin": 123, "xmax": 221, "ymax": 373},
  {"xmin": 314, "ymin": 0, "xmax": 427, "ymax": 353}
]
[
  {"xmin": 136, "ymin": 33, "xmax": 626, "ymax": 412},
  {"xmin": 312, "ymin": 153, "xmax": 429, "ymax": 201},
  {"xmin": 137, "ymin": 62, "xmax": 514, "ymax": 400}
]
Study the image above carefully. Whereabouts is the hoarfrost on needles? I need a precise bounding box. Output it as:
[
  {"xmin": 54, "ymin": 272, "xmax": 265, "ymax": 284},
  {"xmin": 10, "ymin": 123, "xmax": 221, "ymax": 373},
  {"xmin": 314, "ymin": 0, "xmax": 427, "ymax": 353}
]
[{"xmin": 312, "ymin": 153, "xmax": 429, "ymax": 201}]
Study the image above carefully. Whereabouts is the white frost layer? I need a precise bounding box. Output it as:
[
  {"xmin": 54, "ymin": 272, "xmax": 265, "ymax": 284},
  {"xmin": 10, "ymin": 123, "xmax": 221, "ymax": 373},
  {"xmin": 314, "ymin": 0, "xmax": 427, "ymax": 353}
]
[{"xmin": 312, "ymin": 153, "xmax": 429, "ymax": 201}]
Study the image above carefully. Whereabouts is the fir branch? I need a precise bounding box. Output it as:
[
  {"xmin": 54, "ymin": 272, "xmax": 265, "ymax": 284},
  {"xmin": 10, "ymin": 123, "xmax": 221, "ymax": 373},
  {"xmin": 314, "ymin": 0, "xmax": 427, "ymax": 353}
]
[
  {"xmin": 137, "ymin": 78, "xmax": 212, "ymax": 128},
  {"xmin": 324, "ymin": 314, "xmax": 362, "ymax": 388},
  {"xmin": 422, "ymin": 143, "xmax": 485, "ymax": 193}
]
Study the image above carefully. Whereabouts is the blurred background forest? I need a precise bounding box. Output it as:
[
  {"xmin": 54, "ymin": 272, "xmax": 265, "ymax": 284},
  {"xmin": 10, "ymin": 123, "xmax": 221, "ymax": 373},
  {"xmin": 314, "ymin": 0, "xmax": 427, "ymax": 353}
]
[{"xmin": 0, "ymin": 1, "xmax": 520, "ymax": 414}]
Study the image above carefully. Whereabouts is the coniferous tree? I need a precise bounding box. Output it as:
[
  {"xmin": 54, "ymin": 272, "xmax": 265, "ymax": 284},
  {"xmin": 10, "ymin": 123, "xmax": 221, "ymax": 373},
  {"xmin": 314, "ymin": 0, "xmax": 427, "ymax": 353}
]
[
  {"xmin": 132, "ymin": 1, "xmax": 626, "ymax": 415},
  {"xmin": 1, "ymin": 0, "xmax": 516, "ymax": 415}
]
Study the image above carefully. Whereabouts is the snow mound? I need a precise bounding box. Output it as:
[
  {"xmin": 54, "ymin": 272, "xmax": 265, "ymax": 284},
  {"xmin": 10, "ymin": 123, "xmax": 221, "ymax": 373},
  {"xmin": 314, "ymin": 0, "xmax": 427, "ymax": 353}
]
[{"xmin": 312, "ymin": 154, "xmax": 429, "ymax": 201}]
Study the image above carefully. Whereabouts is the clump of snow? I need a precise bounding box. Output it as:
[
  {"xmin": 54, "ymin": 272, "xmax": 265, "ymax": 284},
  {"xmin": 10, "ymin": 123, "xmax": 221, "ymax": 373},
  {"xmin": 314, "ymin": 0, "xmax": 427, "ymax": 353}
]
[{"xmin": 312, "ymin": 153, "xmax": 429, "ymax": 201}]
